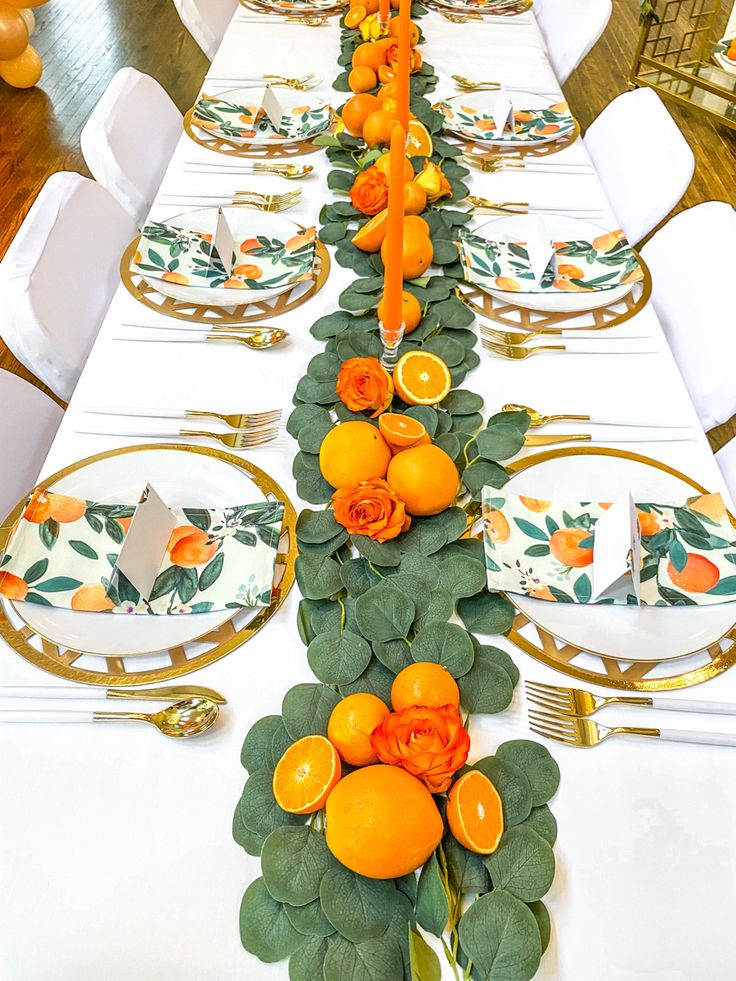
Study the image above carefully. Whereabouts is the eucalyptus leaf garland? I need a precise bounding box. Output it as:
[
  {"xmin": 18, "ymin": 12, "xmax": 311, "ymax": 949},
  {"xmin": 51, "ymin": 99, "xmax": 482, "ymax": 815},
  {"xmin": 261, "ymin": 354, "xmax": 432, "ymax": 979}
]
[{"xmin": 234, "ymin": 7, "xmax": 560, "ymax": 979}]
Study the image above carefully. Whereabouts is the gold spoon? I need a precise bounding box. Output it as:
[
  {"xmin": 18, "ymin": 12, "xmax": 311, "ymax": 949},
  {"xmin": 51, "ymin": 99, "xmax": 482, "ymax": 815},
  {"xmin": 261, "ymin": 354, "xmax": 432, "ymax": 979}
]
[
  {"xmin": 204, "ymin": 329, "xmax": 288, "ymax": 349},
  {"xmin": 94, "ymin": 698, "xmax": 220, "ymax": 738},
  {"xmin": 502, "ymin": 403, "xmax": 590, "ymax": 427}
]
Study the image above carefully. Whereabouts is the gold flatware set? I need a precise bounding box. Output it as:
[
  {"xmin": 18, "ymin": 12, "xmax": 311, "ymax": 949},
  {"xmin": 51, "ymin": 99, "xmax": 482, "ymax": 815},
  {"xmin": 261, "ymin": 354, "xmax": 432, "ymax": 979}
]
[
  {"xmin": 465, "ymin": 194, "xmax": 604, "ymax": 217},
  {"xmin": 159, "ymin": 188, "xmax": 302, "ymax": 213}
]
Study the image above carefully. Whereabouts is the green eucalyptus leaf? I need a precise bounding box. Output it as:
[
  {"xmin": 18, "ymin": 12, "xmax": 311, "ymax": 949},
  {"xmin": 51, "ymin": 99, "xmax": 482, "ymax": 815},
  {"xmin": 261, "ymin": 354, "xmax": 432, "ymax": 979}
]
[
  {"xmin": 282, "ymin": 683, "xmax": 342, "ymax": 740},
  {"xmin": 440, "ymin": 553, "xmax": 487, "ymax": 598},
  {"xmin": 487, "ymin": 410, "xmax": 531, "ymax": 433},
  {"xmin": 403, "ymin": 404, "xmax": 439, "ymax": 436},
  {"xmin": 519, "ymin": 805, "xmax": 557, "ymax": 846},
  {"xmin": 298, "ymin": 598, "xmax": 317, "ymax": 646},
  {"xmin": 395, "ymin": 872, "xmax": 418, "ymax": 904},
  {"xmin": 373, "ymin": 637, "xmax": 413, "ymax": 673},
  {"xmin": 443, "ymin": 835, "xmax": 492, "ymax": 894},
  {"xmin": 297, "ymin": 509, "xmax": 344, "ymax": 545},
  {"xmin": 415, "ymin": 853, "xmax": 449, "ymax": 937},
  {"xmin": 289, "ymin": 936, "xmax": 332, "ymax": 981},
  {"xmin": 241, "ymin": 715, "xmax": 290, "ymax": 772},
  {"xmin": 527, "ymin": 899, "xmax": 551, "ymax": 954},
  {"xmin": 462, "ymin": 459, "xmax": 509, "ymax": 495},
  {"xmin": 308, "ymin": 629, "xmax": 373, "ymax": 685},
  {"xmin": 411, "ymin": 621, "xmax": 474, "ymax": 678},
  {"xmin": 415, "ymin": 589, "xmax": 455, "ymax": 632},
  {"xmin": 338, "ymin": 656, "xmax": 395, "ymax": 703},
  {"xmin": 408, "ymin": 927, "xmax": 441, "ymax": 981},
  {"xmin": 353, "ymin": 534, "xmax": 402, "ymax": 567},
  {"xmin": 475, "ymin": 424, "xmax": 526, "ymax": 462},
  {"xmin": 457, "ymin": 652, "xmax": 513, "ymax": 714},
  {"xmin": 239, "ymin": 878, "xmax": 305, "ymax": 963},
  {"xmin": 355, "ymin": 584, "xmax": 416, "ymax": 641},
  {"xmin": 441, "ymin": 390, "xmax": 483, "ymax": 414},
  {"xmin": 237, "ymin": 770, "xmax": 302, "ymax": 838},
  {"xmin": 497, "ymin": 740, "xmax": 561, "ymax": 807},
  {"xmin": 297, "ymin": 419, "xmax": 335, "ymax": 455},
  {"xmin": 232, "ymin": 799, "xmax": 264, "ymax": 856},
  {"xmin": 457, "ymin": 591, "xmax": 515, "ymax": 636},
  {"xmin": 296, "ymin": 467, "xmax": 335, "ymax": 505},
  {"xmin": 320, "ymin": 865, "xmax": 396, "ymax": 942},
  {"xmin": 288, "ymin": 403, "xmax": 332, "ymax": 438},
  {"xmin": 483, "ymin": 826, "xmax": 555, "ymax": 902},
  {"xmin": 262, "ymin": 825, "xmax": 336, "ymax": 906},
  {"xmin": 384, "ymin": 571, "xmax": 431, "ymax": 616},
  {"xmin": 473, "ymin": 756, "xmax": 533, "ymax": 827},
  {"xmin": 340, "ymin": 557, "xmax": 381, "ymax": 597},
  {"xmin": 295, "ymin": 554, "xmax": 343, "ymax": 599},
  {"xmin": 457, "ymin": 889, "xmax": 541, "ymax": 981},
  {"xmin": 471, "ymin": 641, "xmax": 520, "ymax": 686}
]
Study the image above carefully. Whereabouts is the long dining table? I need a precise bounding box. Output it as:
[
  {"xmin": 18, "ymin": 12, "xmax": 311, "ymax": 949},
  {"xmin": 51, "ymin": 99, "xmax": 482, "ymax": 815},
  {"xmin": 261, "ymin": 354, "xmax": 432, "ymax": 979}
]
[{"xmin": 2, "ymin": 7, "xmax": 736, "ymax": 981}]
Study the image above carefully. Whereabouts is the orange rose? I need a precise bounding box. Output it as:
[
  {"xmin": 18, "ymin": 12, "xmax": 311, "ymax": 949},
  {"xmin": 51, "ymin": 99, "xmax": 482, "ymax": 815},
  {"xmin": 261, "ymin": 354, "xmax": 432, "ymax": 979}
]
[
  {"xmin": 336, "ymin": 357, "xmax": 394, "ymax": 417},
  {"xmin": 332, "ymin": 478, "xmax": 411, "ymax": 542},
  {"xmin": 371, "ymin": 703, "xmax": 470, "ymax": 793},
  {"xmin": 385, "ymin": 41, "xmax": 422, "ymax": 73},
  {"xmin": 350, "ymin": 165, "xmax": 389, "ymax": 216},
  {"xmin": 414, "ymin": 161, "xmax": 452, "ymax": 204}
]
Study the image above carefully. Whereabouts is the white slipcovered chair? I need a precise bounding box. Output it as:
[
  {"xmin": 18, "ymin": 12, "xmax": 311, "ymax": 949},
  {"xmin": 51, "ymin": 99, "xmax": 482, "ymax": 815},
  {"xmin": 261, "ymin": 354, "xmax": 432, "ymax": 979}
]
[
  {"xmin": 716, "ymin": 439, "xmax": 736, "ymax": 507},
  {"xmin": 584, "ymin": 87, "xmax": 695, "ymax": 245},
  {"xmin": 534, "ymin": 0, "xmax": 612, "ymax": 84},
  {"xmin": 172, "ymin": 0, "xmax": 238, "ymax": 61},
  {"xmin": 641, "ymin": 201, "xmax": 736, "ymax": 431},
  {"xmin": 0, "ymin": 172, "xmax": 138, "ymax": 402},
  {"xmin": 81, "ymin": 67, "xmax": 182, "ymax": 228},
  {"xmin": 0, "ymin": 370, "xmax": 63, "ymax": 519}
]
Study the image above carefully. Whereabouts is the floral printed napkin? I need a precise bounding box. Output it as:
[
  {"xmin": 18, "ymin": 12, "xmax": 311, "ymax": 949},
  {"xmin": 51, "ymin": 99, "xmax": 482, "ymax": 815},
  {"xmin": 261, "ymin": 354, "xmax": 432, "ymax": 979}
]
[
  {"xmin": 482, "ymin": 489, "xmax": 736, "ymax": 606},
  {"xmin": 132, "ymin": 222, "xmax": 316, "ymax": 290},
  {"xmin": 458, "ymin": 227, "xmax": 643, "ymax": 293},
  {"xmin": 0, "ymin": 490, "xmax": 284, "ymax": 615},
  {"xmin": 438, "ymin": 100, "xmax": 574, "ymax": 143},
  {"xmin": 192, "ymin": 91, "xmax": 331, "ymax": 143}
]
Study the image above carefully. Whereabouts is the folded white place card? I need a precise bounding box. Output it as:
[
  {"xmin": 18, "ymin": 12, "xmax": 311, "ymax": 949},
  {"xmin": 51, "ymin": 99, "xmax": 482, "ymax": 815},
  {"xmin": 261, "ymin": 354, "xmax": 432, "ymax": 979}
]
[
  {"xmin": 490, "ymin": 92, "xmax": 514, "ymax": 136},
  {"xmin": 591, "ymin": 492, "xmax": 642, "ymax": 604},
  {"xmin": 112, "ymin": 484, "xmax": 177, "ymax": 600},
  {"xmin": 509, "ymin": 215, "xmax": 555, "ymax": 285}
]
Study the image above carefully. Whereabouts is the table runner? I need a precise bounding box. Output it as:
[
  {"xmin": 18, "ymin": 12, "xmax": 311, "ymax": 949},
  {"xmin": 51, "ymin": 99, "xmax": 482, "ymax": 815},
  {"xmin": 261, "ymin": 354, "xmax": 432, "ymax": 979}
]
[{"xmin": 1, "ymin": 7, "xmax": 735, "ymax": 981}]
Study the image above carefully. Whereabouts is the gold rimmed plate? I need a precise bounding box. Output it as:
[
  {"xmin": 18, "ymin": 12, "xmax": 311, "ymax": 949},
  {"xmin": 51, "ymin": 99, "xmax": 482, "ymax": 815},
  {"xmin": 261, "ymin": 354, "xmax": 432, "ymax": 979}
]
[
  {"xmin": 498, "ymin": 446, "xmax": 736, "ymax": 690},
  {"xmin": 0, "ymin": 444, "xmax": 297, "ymax": 684}
]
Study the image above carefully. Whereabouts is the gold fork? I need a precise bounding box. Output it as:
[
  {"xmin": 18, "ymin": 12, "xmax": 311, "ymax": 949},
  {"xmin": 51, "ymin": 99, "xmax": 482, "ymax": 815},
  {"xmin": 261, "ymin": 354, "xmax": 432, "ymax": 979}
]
[
  {"xmin": 465, "ymin": 195, "xmax": 530, "ymax": 213},
  {"xmin": 526, "ymin": 679, "xmax": 736, "ymax": 719},
  {"xmin": 233, "ymin": 189, "xmax": 301, "ymax": 212},
  {"xmin": 178, "ymin": 427, "xmax": 280, "ymax": 449},
  {"xmin": 453, "ymin": 74, "xmax": 504, "ymax": 91},
  {"xmin": 482, "ymin": 338, "xmax": 566, "ymax": 359},
  {"xmin": 251, "ymin": 163, "xmax": 314, "ymax": 179},
  {"xmin": 528, "ymin": 709, "xmax": 736, "ymax": 749},
  {"xmin": 463, "ymin": 154, "xmax": 525, "ymax": 174},
  {"xmin": 183, "ymin": 409, "xmax": 281, "ymax": 430},
  {"xmin": 439, "ymin": 10, "xmax": 483, "ymax": 21},
  {"xmin": 502, "ymin": 403, "xmax": 591, "ymax": 426},
  {"xmin": 262, "ymin": 73, "xmax": 316, "ymax": 88},
  {"xmin": 481, "ymin": 324, "xmax": 565, "ymax": 345}
]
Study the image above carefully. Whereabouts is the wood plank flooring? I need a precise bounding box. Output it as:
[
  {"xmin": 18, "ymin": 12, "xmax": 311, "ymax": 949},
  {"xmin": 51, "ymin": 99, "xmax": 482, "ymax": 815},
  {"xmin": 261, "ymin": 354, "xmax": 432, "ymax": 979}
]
[{"xmin": 1, "ymin": 0, "xmax": 735, "ymax": 443}]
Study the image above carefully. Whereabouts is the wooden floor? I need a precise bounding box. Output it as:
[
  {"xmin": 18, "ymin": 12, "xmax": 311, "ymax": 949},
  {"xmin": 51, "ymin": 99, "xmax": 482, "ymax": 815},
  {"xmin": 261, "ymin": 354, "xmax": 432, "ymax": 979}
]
[{"xmin": 1, "ymin": 0, "xmax": 735, "ymax": 440}]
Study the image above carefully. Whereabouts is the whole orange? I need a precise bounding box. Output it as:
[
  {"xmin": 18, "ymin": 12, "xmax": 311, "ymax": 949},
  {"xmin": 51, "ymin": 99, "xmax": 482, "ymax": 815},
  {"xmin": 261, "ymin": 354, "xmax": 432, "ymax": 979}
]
[
  {"xmin": 386, "ymin": 443, "xmax": 459, "ymax": 516},
  {"xmin": 377, "ymin": 80, "xmax": 398, "ymax": 102},
  {"xmin": 374, "ymin": 150, "xmax": 414, "ymax": 183},
  {"xmin": 348, "ymin": 65, "xmax": 378, "ymax": 93},
  {"xmin": 363, "ymin": 108, "xmax": 399, "ymax": 148},
  {"xmin": 352, "ymin": 40, "xmax": 387, "ymax": 73},
  {"xmin": 377, "ymin": 290, "xmax": 422, "ymax": 333},
  {"xmin": 403, "ymin": 181, "xmax": 427, "ymax": 215},
  {"xmin": 403, "ymin": 213, "xmax": 430, "ymax": 237},
  {"xmin": 319, "ymin": 420, "xmax": 392, "ymax": 489},
  {"xmin": 325, "ymin": 764, "xmax": 443, "ymax": 878},
  {"xmin": 387, "ymin": 15, "xmax": 419, "ymax": 44},
  {"xmin": 342, "ymin": 93, "xmax": 381, "ymax": 137},
  {"xmin": 391, "ymin": 661, "xmax": 460, "ymax": 711},
  {"xmin": 327, "ymin": 693, "xmax": 390, "ymax": 766},
  {"xmin": 380, "ymin": 224, "xmax": 433, "ymax": 280}
]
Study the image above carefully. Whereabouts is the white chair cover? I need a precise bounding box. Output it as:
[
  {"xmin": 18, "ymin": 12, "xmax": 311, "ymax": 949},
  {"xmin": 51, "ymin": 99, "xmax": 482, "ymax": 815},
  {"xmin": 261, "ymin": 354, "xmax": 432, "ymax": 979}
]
[
  {"xmin": 80, "ymin": 67, "xmax": 182, "ymax": 228},
  {"xmin": 172, "ymin": 0, "xmax": 238, "ymax": 61},
  {"xmin": 0, "ymin": 172, "xmax": 138, "ymax": 402},
  {"xmin": 641, "ymin": 201, "xmax": 736, "ymax": 431},
  {"xmin": 717, "ymin": 439, "xmax": 736, "ymax": 507},
  {"xmin": 584, "ymin": 88, "xmax": 695, "ymax": 245},
  {"xmin": 0, "ymin": 369, "xmax": 63, "ymax": 519},
  {"xmin": 534, "ymin": 0, "xmax": 612, "ymax": 84}
]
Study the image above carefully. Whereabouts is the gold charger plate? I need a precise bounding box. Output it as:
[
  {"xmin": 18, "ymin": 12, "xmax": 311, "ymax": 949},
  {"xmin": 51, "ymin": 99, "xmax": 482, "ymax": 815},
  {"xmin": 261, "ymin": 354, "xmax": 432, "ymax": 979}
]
[
  {"xmin": 500, "ymin": 446, "xmax": 736, "ymax": 691},
  {"xmin": 431, "ymin": 0, "xmax": 533, "ymax": 15},
  {"xmin": 456, "ymin": 250, "xmax": 652, "ymax": 332},
  {"xmin": 239, "ymin": 0, "xmax": 347, "ymax": 15},
  {"xmin": 183, "ymin": 107, "xmax": 335, "ymax": 159},
  {"xmin": 120, "ymin": 236, "xmax": 330, "ymax": 326},
  {"xmin": 0, "ymin": 444, "xmax": 297, "ymax": 686}
]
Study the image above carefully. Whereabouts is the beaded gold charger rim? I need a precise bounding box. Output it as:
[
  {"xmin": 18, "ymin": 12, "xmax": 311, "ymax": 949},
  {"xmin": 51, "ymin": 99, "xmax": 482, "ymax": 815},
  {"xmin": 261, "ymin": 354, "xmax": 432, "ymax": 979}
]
[
  {"xmin": 119, "ymin": 236, "xmax": 330, "ymax": 325},
  {"xmin": 430, "ymin": 0, "xmax": 533, "ymax": 16},
  {"xmin": 239, "ymin": 0, "xmax": 347, "ymax": 15},
  {"xmin": 183, "ymin": 107, "xmax": 336, "ymax": 159},
  {"xmin": 456, "ymin": 248, "xmax": 652, "ymax": 332},
  {"xmin": 502, "ymin": 446, "xmax": 736, "ymax": 691},
  {"xmin": 0, "ymin": 444, "xmax": 297, "ymax": 686},
  {"xmin": 454, "ymin": 117, "xmax": 580, "ymax": 158}
]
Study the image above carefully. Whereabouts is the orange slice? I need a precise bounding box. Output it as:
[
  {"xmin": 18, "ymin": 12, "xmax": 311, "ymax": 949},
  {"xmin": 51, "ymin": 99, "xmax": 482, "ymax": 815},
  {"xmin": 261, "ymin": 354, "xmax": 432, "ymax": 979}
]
[
  {"xmin": 393, "ymin": 350, "xmax": 452, "ymax": 405},
  {"xmin": 272, "ymin": 735, "xmax": 341, "ymax": 814},
  {"xmin": 406, "ymin": 119, "xmax": 433, "ymax": 157},
  {"xmin": 378, "ymin": 412, "xmax": 428, "ymax": 450},
  {"xmin": 446, "ymin": 770, "xmax": 504, "ymax": 854},
  {"xmin": 352, "ymin": 208, "xmax": 388, "ymax": 252}
]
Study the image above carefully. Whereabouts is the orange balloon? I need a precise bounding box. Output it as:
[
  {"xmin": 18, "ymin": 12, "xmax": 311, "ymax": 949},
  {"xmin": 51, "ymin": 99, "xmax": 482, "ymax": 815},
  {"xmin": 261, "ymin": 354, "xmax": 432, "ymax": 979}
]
[
  {"xmin": 0, "ymin": 3, "xmax": 28, "ymax": 61},
  {"xmin": 18, "ymin": 7, "xmax": 34, "ymax": 34},
  {"xmin": 0, "ymin": 42, "xmax": 41, "ymax": 87}
]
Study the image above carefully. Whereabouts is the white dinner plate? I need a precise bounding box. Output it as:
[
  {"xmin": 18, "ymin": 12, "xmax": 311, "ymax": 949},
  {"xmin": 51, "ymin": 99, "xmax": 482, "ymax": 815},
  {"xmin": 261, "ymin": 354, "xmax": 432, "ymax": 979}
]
[
  {"xmin": 504, "ymin": 449, "xmax": 735, "ymax": 662},
  {"xmin": 713, "ymin": 37, "xmax": 736, "ymax": 76},
  {"xmin": 9, "ymin": 446, "xmax": 266, "ymax": 657},
  {"xmin": 194, "ymin": 88, "xmax": 329, "ymax": 147},
  {"xmin": 441, "ymin": 92, "xmax": 569, "ymax": 148},
  {"xmin": 142, "ymin": 208, "xmax": 306, "ymax": 307},
  {"xmin": 474, "ymin": 214, "xmax": 634, "ymax": 313}
]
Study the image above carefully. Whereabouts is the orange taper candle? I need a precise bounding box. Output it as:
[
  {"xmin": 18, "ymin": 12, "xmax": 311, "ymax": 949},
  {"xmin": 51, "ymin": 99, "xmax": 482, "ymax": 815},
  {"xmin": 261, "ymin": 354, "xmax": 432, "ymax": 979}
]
[
  {"xmin": 378, "ymin": 0, "xmax": 390, "ymax": 28},
  {"xmin": 396, "ymin": 0, "xmax": 411, "ymax": 130},
  {"xmin": 382, "ymin": 123, "xmax": 407, "ymax": 332}
]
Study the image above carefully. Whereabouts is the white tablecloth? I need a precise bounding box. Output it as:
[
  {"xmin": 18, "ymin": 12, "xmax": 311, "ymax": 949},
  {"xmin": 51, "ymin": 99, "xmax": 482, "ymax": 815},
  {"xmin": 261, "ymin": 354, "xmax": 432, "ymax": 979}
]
[{"xmin": 2, "ymin": 10, "xmax": 735, "ymax": 981}]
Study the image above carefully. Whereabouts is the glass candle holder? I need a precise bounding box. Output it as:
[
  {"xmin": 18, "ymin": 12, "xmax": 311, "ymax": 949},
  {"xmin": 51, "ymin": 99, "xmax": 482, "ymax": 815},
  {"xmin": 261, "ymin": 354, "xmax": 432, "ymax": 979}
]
[{"xmin": 379, "ymin": 320, "xmax": 405, "ymax": 369}]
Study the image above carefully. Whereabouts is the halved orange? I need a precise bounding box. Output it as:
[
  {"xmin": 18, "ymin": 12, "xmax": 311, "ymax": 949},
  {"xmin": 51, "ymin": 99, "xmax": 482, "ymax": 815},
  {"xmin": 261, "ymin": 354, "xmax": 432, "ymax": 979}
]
[
  {"xmin": 446, "ymin": 770, "xmax": 504, "ymax": 854},
  {"xmin": 272, "ymin": 735, "xmax": 341, "ymax": 814},
  {"xmin": 393, "ymin": 350, "xmax": 452, "ymax": 405},
  {"xmin": 378, "ymin": 411, "xmax": 429, "ymax": 450},
  {"xmin": 406, "ymin": 120, "xmax": 433, "ymax": 157},
  {"xmin": 352, "ymin": 208, "xmax": 388, "ymax": 252}
]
